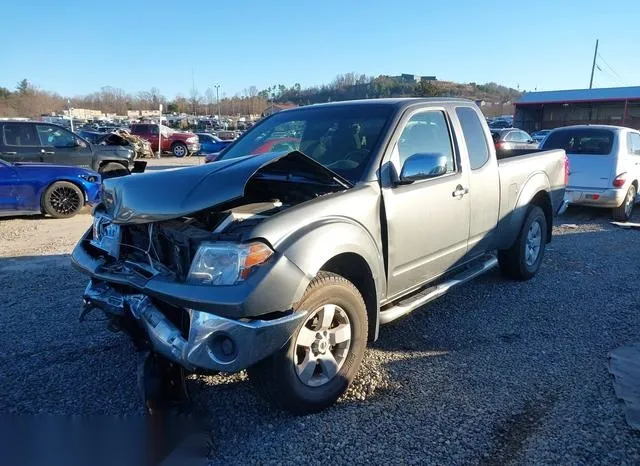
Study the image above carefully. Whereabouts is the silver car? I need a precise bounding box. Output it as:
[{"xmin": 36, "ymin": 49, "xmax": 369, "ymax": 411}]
[{"xmin": 541, "ymin": 125, "xmax": 640, "ymax": 221}]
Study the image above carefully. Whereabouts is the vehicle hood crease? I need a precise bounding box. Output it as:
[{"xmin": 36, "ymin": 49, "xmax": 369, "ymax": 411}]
[{"xmin": 100, "ymin": 150, "xmax": 346, "ymax": 223}]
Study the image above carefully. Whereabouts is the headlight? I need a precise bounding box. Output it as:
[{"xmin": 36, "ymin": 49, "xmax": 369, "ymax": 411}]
[
  {"xmin": 187, "ymin": 242, "xmax": 273, "ymax": 285},
  {"xmin": 79, "ymin": 174, "xmax": 99, "ymax": 183}
]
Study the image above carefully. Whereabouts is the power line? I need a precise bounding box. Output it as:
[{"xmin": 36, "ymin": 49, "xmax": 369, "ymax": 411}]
[
  {"xmin": 596, "ymin": 52, "xmax": 627, "ymax": 85},
  {"xmin": 596, "ymin": 66, "xmax": 625, "ymax": 87}
]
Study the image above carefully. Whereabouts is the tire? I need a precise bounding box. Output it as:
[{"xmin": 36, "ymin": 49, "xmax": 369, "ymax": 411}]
[
  {"xmin": 172, "ymin": 142, "xmax": 188, "ymax": 158},
  {"xmin": 42, "ymin": 181, "xmax": 84, "ymax": 218},
  {"xmin": 99, "ymin": 162, "xmax": 130, "ymax": 179},
  {"xmin": 498, "ymin": 205, "xmax": 547, "ymax": 280},
  {"xmin": 247, "ymin": 271, "xmax": 368, "ymax": 415},
  {"xmin": 612, "ymin": 184, "xmax": 636, "ymax": 222}
]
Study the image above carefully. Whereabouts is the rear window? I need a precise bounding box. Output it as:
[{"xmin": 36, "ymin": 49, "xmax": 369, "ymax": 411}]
[{"xmin": 542, "ymin": 128, "xmax": 614, "ymax": 155}]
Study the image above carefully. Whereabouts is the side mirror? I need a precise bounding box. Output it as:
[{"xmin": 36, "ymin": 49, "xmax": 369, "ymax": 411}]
[{"xmin": 398, "ymin": 153, "xmax": 448, "ymax": 184}]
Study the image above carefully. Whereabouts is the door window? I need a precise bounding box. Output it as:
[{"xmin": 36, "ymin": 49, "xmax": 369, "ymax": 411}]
[
  {"xmin": 455, "ymin": 106, "xmax": 490, "ymax": 169},
  {"xmin": 2, "ymin": 123, "xmax": 39, "ymax": 146},
  {"xmin": 396, "ymin": 111, "xmax": 455, "ymax": 174},
  {"xmin": 36, "ymin": 125, "xmax": 76, "ymax": 148}
]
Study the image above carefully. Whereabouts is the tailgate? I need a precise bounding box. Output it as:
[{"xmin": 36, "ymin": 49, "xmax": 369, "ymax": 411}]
[{"xmin": 567, "ymin": 153, "xmax": 613, "ymax": 189}]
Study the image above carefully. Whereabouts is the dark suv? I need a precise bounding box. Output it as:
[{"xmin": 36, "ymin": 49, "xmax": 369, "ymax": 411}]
[{"xmin": 0, "ymin": 121, "xmax": 146, "ymax": 177}]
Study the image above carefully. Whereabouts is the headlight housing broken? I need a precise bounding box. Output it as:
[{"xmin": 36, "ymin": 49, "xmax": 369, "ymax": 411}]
[{"xmin": 187, "ymin": 242, "xmax": 273, "ymax": 285}]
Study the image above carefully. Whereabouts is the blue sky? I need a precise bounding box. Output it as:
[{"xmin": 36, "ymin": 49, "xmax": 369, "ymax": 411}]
[{"xmin": 1, "ymin": 0, "xmax": 638, "ymax": 99}]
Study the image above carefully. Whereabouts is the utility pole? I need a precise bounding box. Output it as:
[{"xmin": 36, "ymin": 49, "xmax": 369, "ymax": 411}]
[
  {"xmin": 589, "ymin": 39, "xmax": 599, "ymax": 89},
  {"xmin": 215, "ymin": 84, "xmax": 221, "ymax": 124}
]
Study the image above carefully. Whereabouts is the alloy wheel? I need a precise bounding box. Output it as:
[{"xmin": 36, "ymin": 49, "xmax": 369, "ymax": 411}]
[
  {"xmin": 49, "ymin": 186, "xmax": 81, "ymax": 215},
  {"xmin": 525, "ymin": 220, "xmax": 542, "ymax": 266},
  {"xmin": 294, "ymin": 304, "xmax": 352, "ymax": 387}
]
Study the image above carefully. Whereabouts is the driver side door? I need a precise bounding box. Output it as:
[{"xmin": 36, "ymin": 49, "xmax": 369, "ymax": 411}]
[
  {"xmin": 381, "ymin": 107, "xmax": 470, "ymax": 299},
  {"xmin": 35, "ymin": 124, "xmax": 93, "ymax": 168}
]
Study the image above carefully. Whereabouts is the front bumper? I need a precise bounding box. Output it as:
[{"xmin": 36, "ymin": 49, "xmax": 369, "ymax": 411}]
[
  {"xmin": 83, "ymin": 279, "xmax": 305, "ymax": 372},
  {"xmin": 187, "ymin": 142, "xmax": 200, "ymax": 154},
  {"xmin": 71, "ymin": 228, "xmax": 309, "ymax": 319}
]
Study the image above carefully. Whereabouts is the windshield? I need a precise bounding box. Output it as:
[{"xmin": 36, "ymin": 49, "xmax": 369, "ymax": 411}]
[
  {"xmin": 542, "ymin": 128, "xmax": 614, "ymax": 155},
  {"xmin": 218, "ymin": 105, "xmax": 393, "ymax": 182}
]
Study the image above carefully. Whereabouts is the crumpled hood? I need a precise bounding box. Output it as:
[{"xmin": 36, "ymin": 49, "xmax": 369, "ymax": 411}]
[{"xmin": 100, "ymin": 151, "xmax": 349, "ymax": 224}]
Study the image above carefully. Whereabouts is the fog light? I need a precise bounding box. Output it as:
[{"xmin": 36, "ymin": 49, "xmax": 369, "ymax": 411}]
[{"xmin": 208, "ymin": 333, "xmax": 237, "ymax": 363}]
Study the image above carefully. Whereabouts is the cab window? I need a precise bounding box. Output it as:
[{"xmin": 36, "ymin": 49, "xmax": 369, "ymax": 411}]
[
  {"xmin": 2, "ymin": 123, "xmax": 39, "ymax": 146},
  {"xmin": 396, "ymin": 111, "xmax": 455, "ymax": 174},
  {"xmin": 456, "ymin": 106, "xmax": 490, "ymax": 169},
  {"xmin": 36, "ymin": 125, "xmax": 76, "ymax": 148}
]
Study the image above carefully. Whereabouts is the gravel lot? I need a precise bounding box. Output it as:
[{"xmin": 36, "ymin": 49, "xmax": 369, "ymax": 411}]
[{"xmin": 0, "ymin": 163, "xmax": 639, "ymax": 464}]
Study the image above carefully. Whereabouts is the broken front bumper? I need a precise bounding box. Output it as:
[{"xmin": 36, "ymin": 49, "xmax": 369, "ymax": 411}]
[{"xmin": 83, "ymin": 280, "xmax": 305, "ymax": 372}]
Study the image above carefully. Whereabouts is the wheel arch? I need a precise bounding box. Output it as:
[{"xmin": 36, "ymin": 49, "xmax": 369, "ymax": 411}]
[
  {"xmin": 529, "ymin": 190, "xmax": 553, "ymax": 243},
  {"xmin": 496, "ymin": 171, "xmax": 552, "ymax": 250},
  {"xmin": 276, "ymin": 218, "xmax": 385, "ymax": 341},
  {"xmin": 319, "ymin": 253, "xmax": 379, "ymax": 342}
]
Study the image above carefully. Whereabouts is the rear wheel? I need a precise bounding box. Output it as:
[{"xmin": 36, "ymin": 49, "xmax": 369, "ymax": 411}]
[
  {"xmin": 42, "ymin": 181, "xmax": 84, "ymax": 218},
  {"xmin": 99, "ymin": 162, "xmax": 130, "ymax": 178},
  {"xmin": 247, "ymin": 272, "xmax": 368, "ymax": 415},
  {"xmin": 172, "ymin": 142, "xmax": 188, "ymax": 158},
  {"xmin": 498, "ymin": 205, "xmax": 547, "ymax": 280},
  {"xmin": 612, "ymin": 184, "xmax": 636, "ymax": 222}
]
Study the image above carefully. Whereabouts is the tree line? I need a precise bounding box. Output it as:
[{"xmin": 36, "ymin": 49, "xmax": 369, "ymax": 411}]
[{"xmin": 0, "ymin": 75, "xmax": 521, "ymax": 119}]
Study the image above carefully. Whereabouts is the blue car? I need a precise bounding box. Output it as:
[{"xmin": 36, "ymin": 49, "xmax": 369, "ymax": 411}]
[
  {"xmin": 196, "ymin": 133, "xmax": 233, "ymax": 154},
  {"xmin": 0, "ymin": 159, "xmax": 101, "ymax": 218}
]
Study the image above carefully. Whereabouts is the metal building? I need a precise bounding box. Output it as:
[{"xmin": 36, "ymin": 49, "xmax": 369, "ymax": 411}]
[{"xmin": 514, "ymin": 86, "xmax": 640, "ymax": 133}]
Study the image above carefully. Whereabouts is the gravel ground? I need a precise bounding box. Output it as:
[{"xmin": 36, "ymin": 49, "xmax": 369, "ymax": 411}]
[{"xmin": 0, "ymin": 192, "xmax": 639, "ymax": 464}]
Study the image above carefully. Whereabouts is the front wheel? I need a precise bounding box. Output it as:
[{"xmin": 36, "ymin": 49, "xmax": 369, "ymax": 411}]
[
  {"xmin": 42, "ymin": 181, "xmax": 84, "ymax": 218},
  {"xmin": 247, "ymin": 272, "xmax": 368, "ymax": 415},
  {"xmin": 498, "ymin": 205, "xmax": 547, "ymax": 280},
  {"xmin": 612, "ymin": 184, "xmax": 636, "ymax": 222},
  {"xmin": 172, "ymin": 142, "xmax": 188, "ymax": 158}
]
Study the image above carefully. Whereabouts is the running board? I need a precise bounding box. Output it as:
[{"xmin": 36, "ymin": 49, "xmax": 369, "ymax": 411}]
[{"xmin": 379, "ymin": 255, "xmax": 498, "ymax": 325}]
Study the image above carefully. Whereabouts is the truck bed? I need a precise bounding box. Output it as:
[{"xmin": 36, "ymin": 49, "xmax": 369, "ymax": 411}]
[{"xmin": 495, "ymin": 148, "xmax": 566, "ymax": 248}]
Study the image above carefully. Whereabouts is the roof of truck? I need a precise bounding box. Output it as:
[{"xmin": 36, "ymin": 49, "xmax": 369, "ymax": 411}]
[{"xmin": 282, "ymin": 97, "xmax": 475, "ymax": 111}]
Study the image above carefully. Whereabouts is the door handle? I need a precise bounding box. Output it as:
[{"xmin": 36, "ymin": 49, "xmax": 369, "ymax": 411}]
[
  {"xmin": 452, "ymin": 185, "xmax": 469, "ymax": 198},
  {"xmin": 41, "ymin": 149, "xmax": 55, "ymax": 155},
  {"xmin": 2, "ymin": 151, "xmax": 17, "ymax": 155}
]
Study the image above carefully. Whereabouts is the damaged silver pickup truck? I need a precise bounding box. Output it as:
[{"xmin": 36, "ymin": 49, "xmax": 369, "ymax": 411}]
[{"xmin": 73, "ymin": 98, "xmax": 568, "ymax": 414}]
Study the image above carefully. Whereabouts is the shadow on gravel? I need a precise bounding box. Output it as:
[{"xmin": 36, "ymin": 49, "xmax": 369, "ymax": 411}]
[
  {"xmin": 0, "ymin": 253, "xmax": 72, "ymax": 273},
  {"xmin": 0, "ymin": 207, "xmax": 91, "ymax": 221},
  {"xmin": 558, "ymin": 204, "xmax": 640, "ymax": 224}
]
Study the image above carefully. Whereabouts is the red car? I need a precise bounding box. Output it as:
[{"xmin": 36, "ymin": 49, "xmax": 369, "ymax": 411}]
[
  {"xmin": 253, "ymin": 137, "xmax": 300, "ymax": 154},
  {"xmin": 130, "ymin": 124, "xmax": 200, "ymax": 157},
  {"xmin": 205, "ymin": 137, "xmax": 300, "ymax": 163}
]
